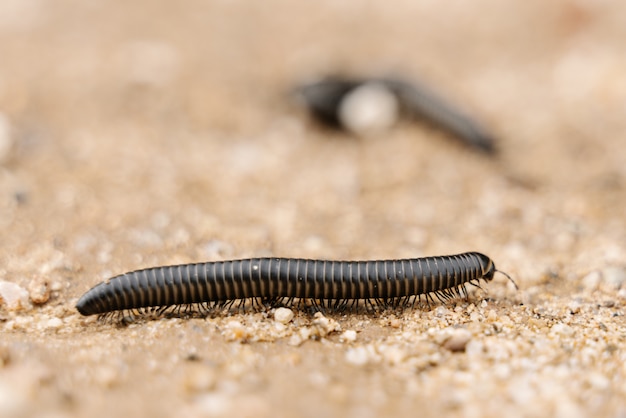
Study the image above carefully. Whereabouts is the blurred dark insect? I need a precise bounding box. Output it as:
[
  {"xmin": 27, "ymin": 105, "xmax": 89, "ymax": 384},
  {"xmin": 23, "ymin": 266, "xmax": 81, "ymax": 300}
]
[{"xmin": 294, "ymin": 76, "xmax": 498, "ymax": 154}]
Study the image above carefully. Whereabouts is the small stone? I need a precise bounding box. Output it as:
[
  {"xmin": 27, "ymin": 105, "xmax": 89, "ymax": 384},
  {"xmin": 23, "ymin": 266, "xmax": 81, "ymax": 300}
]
[
  {"xmin": 388, "ymin": 317, "xmax": 401, "ymax": 328},
  {"xmin": 442, "ymin": 328, "xmax": 472, "ymax": 352},
  {"xmin": 28, "ymin": 277, "xmax": 50, "ymax": 305},
  {"xmin": 0, "ymin": 281, "xmax": 31, "ymax": 311},
  {"xmin": 288, "ymin": 334, "xmax": 305, "ymax": 347},
  {"xmin": 339, "ymin": 330, "xmax": 357, "ymax": 343},
  {"xmin": 469, "ymin": 311, "xmax": 481, "ymax": 322},
  {"xmin": 44, "ymin": 317, "xmax": 63, "ymax": 330},
  {"xmin": 312, "ymin": 312, "xmax": 340, "ymax": 337},
  {"xmin": 298, "ymin": 326, "xmax": 313, "ymax": 341},
  {"xmin": 222, "ymin": 321, "xmax": 249, "ymax": 342},
  {"xmin": 274, "ymin": 307, "xmax": 294, "ymax": 324}
]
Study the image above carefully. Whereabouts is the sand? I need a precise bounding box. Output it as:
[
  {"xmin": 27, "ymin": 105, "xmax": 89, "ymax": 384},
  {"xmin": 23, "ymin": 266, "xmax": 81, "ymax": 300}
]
[{"xmin": 1, "ymin": 1, "xmax": 625, "ymax": 417}]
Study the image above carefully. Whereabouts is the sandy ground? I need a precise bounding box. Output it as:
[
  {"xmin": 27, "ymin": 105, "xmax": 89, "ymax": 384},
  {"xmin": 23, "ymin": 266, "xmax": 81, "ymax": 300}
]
[{"xmin": 1, "ymin": 1, "xmax": 626, "ymax": 417}]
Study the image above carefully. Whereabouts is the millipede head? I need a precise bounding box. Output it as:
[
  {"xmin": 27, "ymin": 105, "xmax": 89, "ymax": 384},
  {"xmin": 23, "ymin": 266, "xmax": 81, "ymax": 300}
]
[
  {"xmin": 474, "ymin": 252, "xmax": 497, "ymax": 281},
  {"xmin": 476, "ymin": 253, "xmax": 518, "ymax": 290}
]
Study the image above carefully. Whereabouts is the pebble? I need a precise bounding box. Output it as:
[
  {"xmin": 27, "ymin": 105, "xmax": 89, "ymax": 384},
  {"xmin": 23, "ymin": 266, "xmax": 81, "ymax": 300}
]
[
  {"xmin": 44, "ymin": 317, "xmax": 63, "ymax": 330},
  {"xmin": 288, "ymin": 333, "xmax": 305, "ymax": 347},
  {"xmin": 0, "ymin": 280, "xmax": 31, "ymax": 311},
  {"xmin": 273, "ymin": 307, "xmax": 294, "ymax": 324},
  {"xmin": 339, "ymin": 330, "xmax": 357, "ymax": 343},
  {"xmin": 312, "ymin": 312, "xmax": 340, "ymax": 337},
  {"xmin": 28, "ymin": 277, "xmax": 50, "ymax": 305},
  {"xmin": 222, "ymin": 321, "xmax": 250, "ymax": 342},
  {"xmin": 442, "ymin": 328, "xmax": 472, "ymax": 353}
]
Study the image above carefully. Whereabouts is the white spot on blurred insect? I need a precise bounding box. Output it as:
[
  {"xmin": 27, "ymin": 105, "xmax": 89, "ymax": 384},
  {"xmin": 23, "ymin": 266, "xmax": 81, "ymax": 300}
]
[{"xmin": 338, "ymin": 82, "xmax": 399, "ymax": 137}]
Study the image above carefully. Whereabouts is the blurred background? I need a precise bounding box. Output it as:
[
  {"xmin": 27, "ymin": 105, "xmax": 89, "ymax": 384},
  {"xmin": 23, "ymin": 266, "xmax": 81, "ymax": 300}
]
[{"xmin": 1, "ymin": 1, "xmax": 625, "ymax": 417}]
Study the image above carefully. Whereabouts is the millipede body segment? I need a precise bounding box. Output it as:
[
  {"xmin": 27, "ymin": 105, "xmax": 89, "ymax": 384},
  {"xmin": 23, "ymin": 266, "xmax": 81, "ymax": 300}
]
[{"xmin": 76, "ymin": 252, "xmax": 514, "ymax": 318}]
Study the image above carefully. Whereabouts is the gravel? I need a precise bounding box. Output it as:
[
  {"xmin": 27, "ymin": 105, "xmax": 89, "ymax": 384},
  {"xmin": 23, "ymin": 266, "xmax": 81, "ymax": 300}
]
[{"xmin": 1, "ymin": 1, "xmax": 626, "ymax": 418}]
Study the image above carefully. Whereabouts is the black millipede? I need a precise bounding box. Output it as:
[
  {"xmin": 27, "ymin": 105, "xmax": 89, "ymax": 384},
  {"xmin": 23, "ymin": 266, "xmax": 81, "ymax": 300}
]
[
  {"xmin": 295, "ymin": 76, "xmax": 498, "ymax": 154},
  {"xmin": 76, "ymin": 252, "xmax": 516, "ymax": 320}
]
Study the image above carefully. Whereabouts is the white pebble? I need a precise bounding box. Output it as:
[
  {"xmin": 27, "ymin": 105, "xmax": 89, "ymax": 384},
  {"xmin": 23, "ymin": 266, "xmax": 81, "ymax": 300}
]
[
  {"xmin": 28, "ymin": 277, "xmax": 50, "ymax": 305},
  {"xmin": 0, "ymin": 280, "xmax": 31, "ymax": 311},
  {"xmin": 274, "ymin": 307, "xmax": 294, "ymax": 324},
  {"xmin": 442, "ymin": 328, "xmax": 472, "ymax": 352},
  {"xmin": 312, "ymin": 312, "xmax": 340, "ymax": 336},
  {"xmin": 222, "ymin": 321, "xmax": 249, "ymax": 342},
  {"xmin": 288, "ymin": 334, "xmax": 305, "ymax": 347},
  {"xmin": 339, "ymin": 330, "xmax": 357, "ymax": 343},
  {"xmin": 44, "ymin": 317, "xmax": 63, "ymax": 330}
]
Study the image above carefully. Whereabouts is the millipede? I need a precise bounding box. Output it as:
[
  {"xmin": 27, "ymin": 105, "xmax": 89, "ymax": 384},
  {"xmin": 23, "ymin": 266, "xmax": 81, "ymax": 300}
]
[
  {"xmin": 295, "ymin": 76, "xmax": 498, "ymax": 154},
  {"xmin": 76, "ymin": 251, "xmax": 516, "ymax": 321}
]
